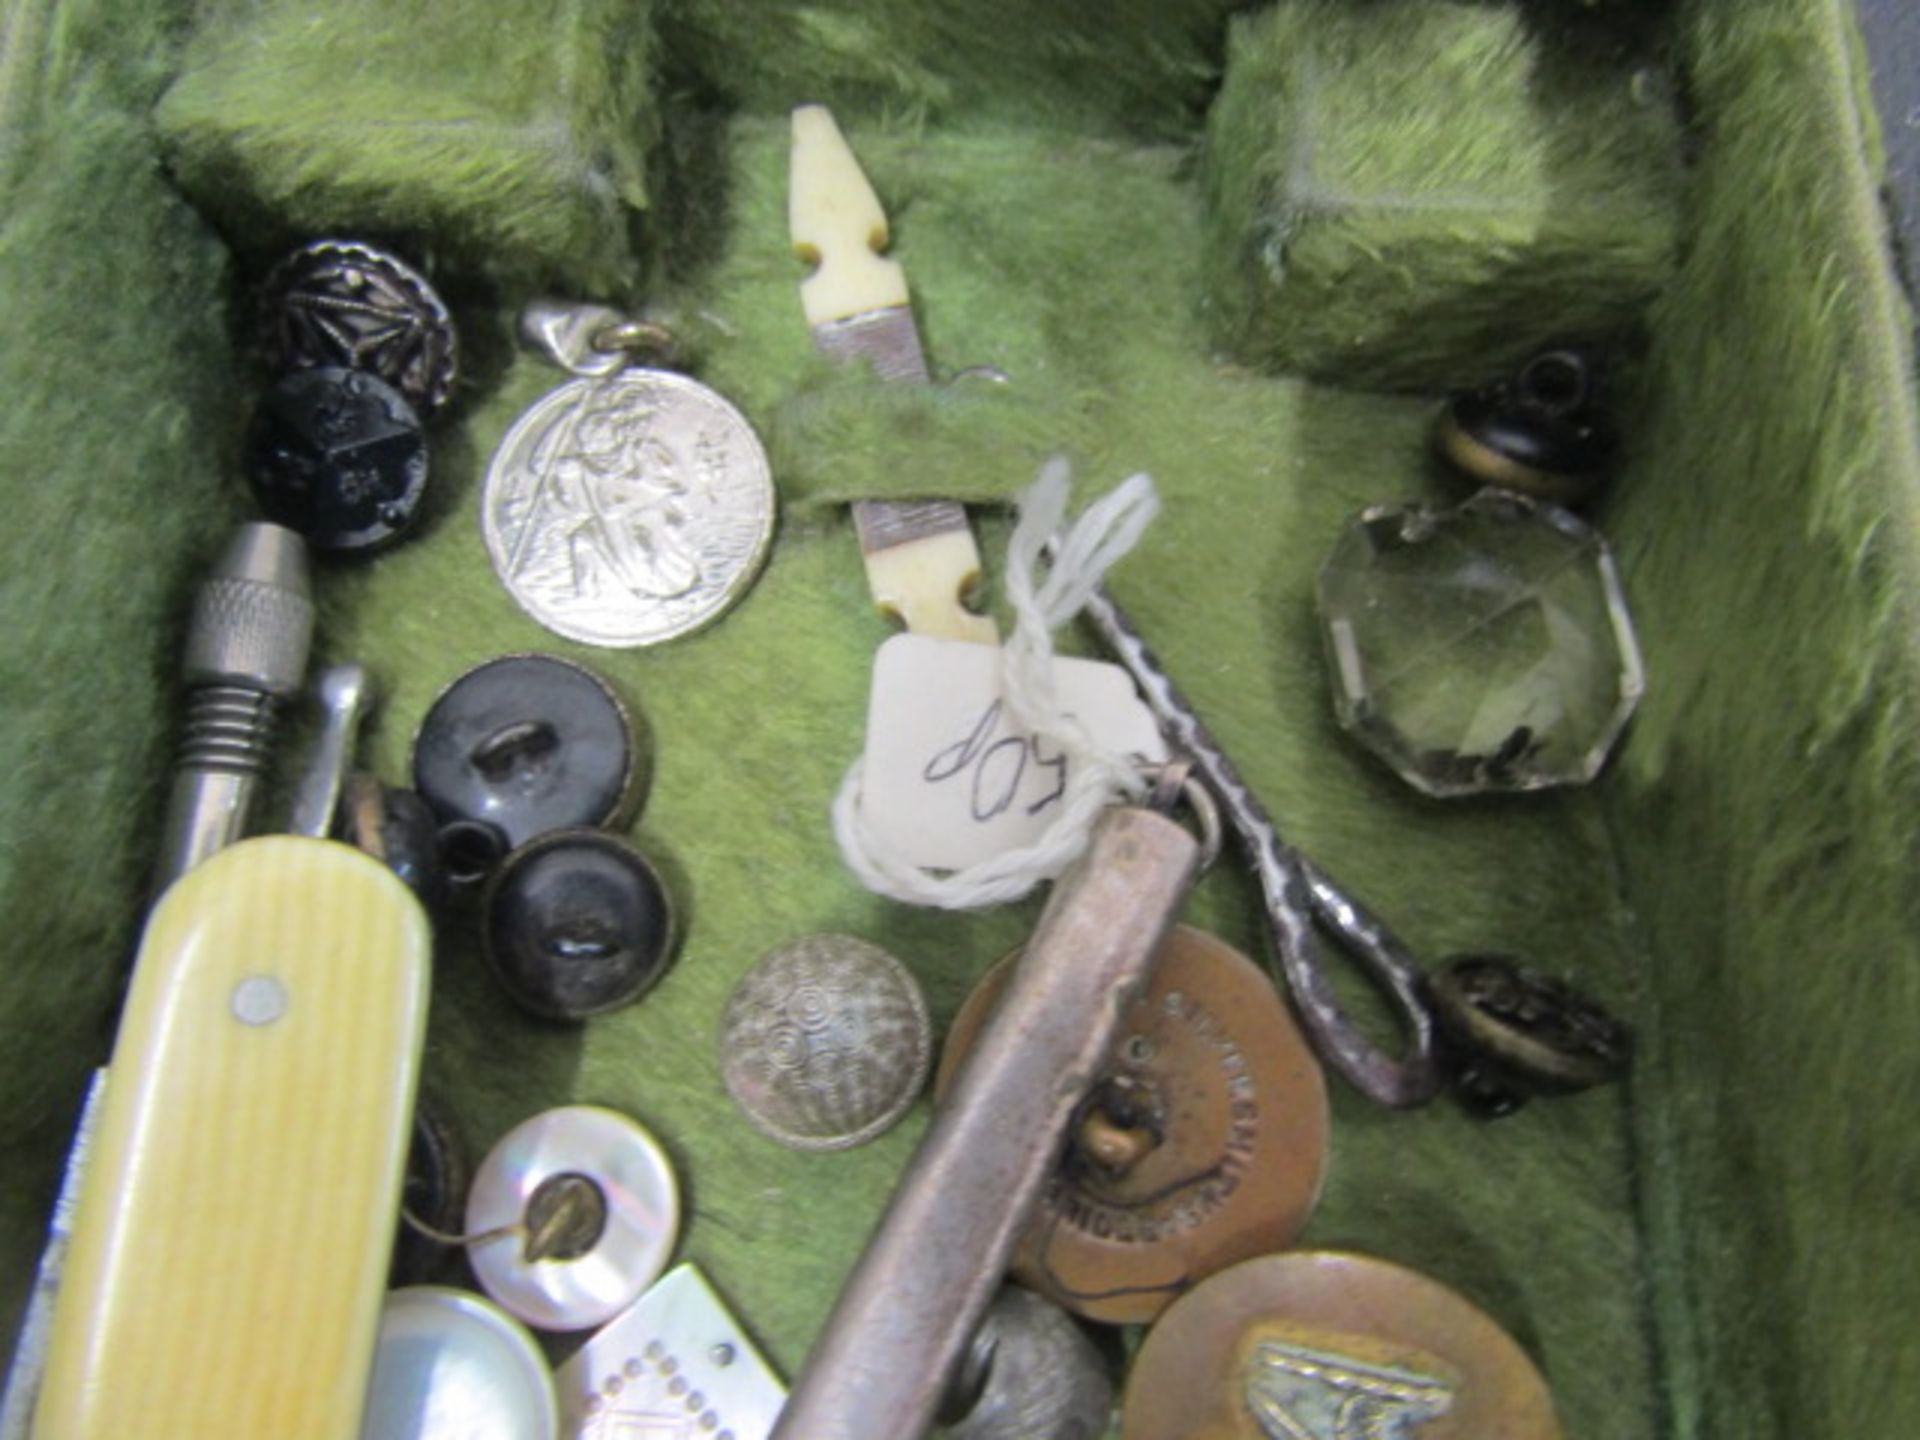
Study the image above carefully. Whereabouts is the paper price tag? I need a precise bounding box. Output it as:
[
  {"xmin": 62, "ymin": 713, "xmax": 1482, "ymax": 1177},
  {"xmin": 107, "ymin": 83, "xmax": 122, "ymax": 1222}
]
[{"xmin": 859, "ymin": 633, "xmax": 1167, "ymax": 870}]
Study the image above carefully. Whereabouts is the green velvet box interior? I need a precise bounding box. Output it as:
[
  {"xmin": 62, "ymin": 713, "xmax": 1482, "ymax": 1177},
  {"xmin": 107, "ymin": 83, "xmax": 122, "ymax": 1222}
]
[{"xmin": 4, "ymin": 0, "xmax": 1918, "ymax": 1436}]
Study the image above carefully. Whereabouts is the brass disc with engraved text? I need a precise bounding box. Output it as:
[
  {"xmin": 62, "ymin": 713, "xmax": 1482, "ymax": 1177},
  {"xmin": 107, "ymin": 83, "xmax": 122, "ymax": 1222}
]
[{"xmin": 936, "ymin": 924, "xmax": 1329, "ymax": 1325}]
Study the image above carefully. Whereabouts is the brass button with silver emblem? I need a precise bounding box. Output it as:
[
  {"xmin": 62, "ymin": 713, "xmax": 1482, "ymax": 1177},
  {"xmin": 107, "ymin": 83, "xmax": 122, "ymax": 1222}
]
[
  {"xmin": 1122, "ymin": 1251, "xmax": 1563, "ymax": 1440},
  {"xmin": 936, "ymin": 925, "xmax": 1329, "ymax": 1325}
]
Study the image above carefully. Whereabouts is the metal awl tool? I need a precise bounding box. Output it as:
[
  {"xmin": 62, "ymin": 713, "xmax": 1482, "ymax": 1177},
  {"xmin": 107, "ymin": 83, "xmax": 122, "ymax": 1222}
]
[
  {"xmin": 2, "ymin": 522, "xmax": 319, "ymax": 1439},
  {"xmin": 150, "ymin": 522, "xmax": 317, "ymax": 895}
]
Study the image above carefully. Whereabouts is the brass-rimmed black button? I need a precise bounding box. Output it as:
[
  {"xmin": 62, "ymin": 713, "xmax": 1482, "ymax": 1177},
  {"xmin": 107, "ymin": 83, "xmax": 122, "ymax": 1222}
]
[
  {"xmin": 412, "ymin": 654, "xmax": 644, "ymax": 860},
  {"xmin": 482, "ymin": 830, "xmax": 675, "ymax": 1020},
  {"xmin": 389, "ymin": 1096, "xmax": 468, "ymax": 1287},
  {"xmin": 1436, "ymin": 347, "xmax": 1619, "ymax": 506},
  {"xmin": 1430, "ymin": 954, "xmax": 1633, "ymax": 1116}
]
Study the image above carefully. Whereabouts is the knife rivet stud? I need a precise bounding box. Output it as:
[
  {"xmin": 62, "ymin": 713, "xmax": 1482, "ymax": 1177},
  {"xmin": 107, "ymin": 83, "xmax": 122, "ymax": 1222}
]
[{"xmin": 230, "ymin": 974, "xmax": 289, "ymax": 1027}]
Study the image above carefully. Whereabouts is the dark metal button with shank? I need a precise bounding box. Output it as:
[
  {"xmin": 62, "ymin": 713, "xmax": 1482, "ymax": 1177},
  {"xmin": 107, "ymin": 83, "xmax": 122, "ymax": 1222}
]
[
  {"xmin": 940, "ymin": 1285, "xmax": 1115, "ymax": 1440},
  {"xmin": 1435, "ymin": 347, "xmax": 1619, "ymax": 506},
  {"xmin": 936, "ymin": 925, "xmax": 1330, "ymax": 1326},
  {"xmin": 261, "ymin": 238, "xmax": 458, "ymax": 415},
  {"xmin": 1429, "ymin": 954, "xmax": 1633, "ymax": 1117},
  {"xmin": 245, "ymin": 365, "xmax": 429, "ymax": 553},
  {"xmin": 483, "ymin": 830, "xmax": 675, "ymax": 1020},
  {"xmin": 412, "ymin": 654, "xmax": 644, "ymax": 859},
  {"xmin": 1122, "ymin": 1251, "xmax": 1564, "ymax": 1440}
]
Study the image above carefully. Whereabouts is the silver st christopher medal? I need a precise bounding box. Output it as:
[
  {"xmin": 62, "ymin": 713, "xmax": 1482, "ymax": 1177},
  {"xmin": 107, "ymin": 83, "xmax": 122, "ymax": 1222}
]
[{"xmin": 483, "ymin": 302, "xmax": 775, "ymax": 647}]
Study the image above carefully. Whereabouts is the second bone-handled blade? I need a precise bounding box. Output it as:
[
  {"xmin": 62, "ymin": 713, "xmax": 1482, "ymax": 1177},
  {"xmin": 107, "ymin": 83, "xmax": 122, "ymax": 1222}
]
[
  {"xmin": 771, "ymin": 803, "xmax": 1202, "ymax": 1440},
  {"xmin": 790, "ymin": 104, "xmax": 995, "ymax": 644}
]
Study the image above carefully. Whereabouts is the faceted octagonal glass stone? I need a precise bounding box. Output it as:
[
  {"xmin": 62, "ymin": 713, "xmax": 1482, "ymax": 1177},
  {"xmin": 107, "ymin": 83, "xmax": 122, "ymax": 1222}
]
[{"xmin": 1315, "ymin": 490, "xmax": 1645, "ymax": 798}]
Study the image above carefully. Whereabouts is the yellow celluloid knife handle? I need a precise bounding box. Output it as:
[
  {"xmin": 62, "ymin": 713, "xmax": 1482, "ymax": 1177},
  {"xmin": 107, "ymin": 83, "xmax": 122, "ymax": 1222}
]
[{"xmin": 34, "ymin": 836, "xmax": 430, "ymax": 1440}]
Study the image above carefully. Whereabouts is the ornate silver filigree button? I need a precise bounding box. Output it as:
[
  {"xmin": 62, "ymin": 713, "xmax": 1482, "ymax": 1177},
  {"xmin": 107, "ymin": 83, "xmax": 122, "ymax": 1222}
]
[{"xmin": 261, "ymin": 239, "xmax": 457, "ymax": 415}]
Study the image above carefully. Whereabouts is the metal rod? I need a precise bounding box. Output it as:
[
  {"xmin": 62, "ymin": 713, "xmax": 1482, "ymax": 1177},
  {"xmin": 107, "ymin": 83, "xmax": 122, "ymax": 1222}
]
[{"xmin": 772, "ymin": 802, "xmax": 1203, "ymax": 1440}]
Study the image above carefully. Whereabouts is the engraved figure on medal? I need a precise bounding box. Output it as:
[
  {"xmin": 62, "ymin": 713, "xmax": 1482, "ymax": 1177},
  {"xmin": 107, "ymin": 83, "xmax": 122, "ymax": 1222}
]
[
  {"xmin": 522, "ymin": 386, "xmax": 700, "ymax": 603},
  {"xmin": 485, "ymin": 366, "xmax": 775, "ymax": 648}
]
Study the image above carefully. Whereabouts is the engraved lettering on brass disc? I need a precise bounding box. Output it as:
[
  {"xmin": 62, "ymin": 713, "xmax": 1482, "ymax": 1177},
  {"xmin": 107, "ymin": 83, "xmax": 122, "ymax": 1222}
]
[
  {"xmin": 1045, "ymin": 985, "xmax": 1264, "ymax": 1248},
  {"xmin": 935, "ymin": 925, "xmax": 1330, "ymax": 1325}
]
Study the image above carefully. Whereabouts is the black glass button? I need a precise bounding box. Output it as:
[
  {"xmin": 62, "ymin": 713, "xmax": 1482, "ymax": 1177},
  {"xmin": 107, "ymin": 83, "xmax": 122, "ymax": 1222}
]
[
  {"xmin": 246, "ymin": 365, "xmax": 429, "ymax": 553},
  {"xmin": 411, "ymin": 654, "xmax": 644, "ymax": 856},
  {"xmin": 483, "ymin": 830, "xmax": 676, "ymax": 1020}
]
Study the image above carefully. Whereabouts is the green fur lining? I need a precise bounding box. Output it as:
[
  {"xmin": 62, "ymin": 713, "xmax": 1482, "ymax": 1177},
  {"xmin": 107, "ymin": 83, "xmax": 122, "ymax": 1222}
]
[
  {"xmin": 1608, "ymin": 1, "xmax": 1920, "ymax": 1435},
  {"xmin": 1203, "ymin": 0, "xmax": 1682, "ymax": 391},
  {"xmin": 154, "ymin": 0, "xmax": 659, "ymax": 292},
  {"xmin": 0, "ymin": 3, "xmax": 1915, "ymax": 1438}
]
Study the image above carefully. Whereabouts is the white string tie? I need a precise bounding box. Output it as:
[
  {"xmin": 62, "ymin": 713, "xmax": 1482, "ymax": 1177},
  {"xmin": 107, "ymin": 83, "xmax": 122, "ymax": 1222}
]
[{"xmin": 831, "ymin": 457, "xmax": 1161, "ymax": 909}]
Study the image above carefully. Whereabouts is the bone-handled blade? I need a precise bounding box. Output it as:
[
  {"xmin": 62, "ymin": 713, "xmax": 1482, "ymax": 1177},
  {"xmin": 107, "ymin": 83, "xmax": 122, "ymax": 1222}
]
[
  {"xmin": 790, "ymin": 104, "xmax": 911, "ymax": 330},
  {"xmin": 790, "ymin": 104, "xmax": 996, "ymax": 645}
]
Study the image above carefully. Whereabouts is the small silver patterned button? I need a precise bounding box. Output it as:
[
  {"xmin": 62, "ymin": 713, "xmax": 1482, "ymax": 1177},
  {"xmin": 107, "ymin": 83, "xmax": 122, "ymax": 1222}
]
[
  {"xmin": 718, "ymin": 934, "xmax": 931, "ymax": 1151},
  {"xmin": 262, "ymin": 239, "xmax": 457, "ymax": 415}
]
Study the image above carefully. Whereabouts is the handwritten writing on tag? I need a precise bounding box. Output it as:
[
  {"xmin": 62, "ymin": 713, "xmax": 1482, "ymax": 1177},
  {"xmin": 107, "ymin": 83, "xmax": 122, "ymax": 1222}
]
[{"xmin": 860, "ymin": 633, "xmax": 1167, "ymax": 869}]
